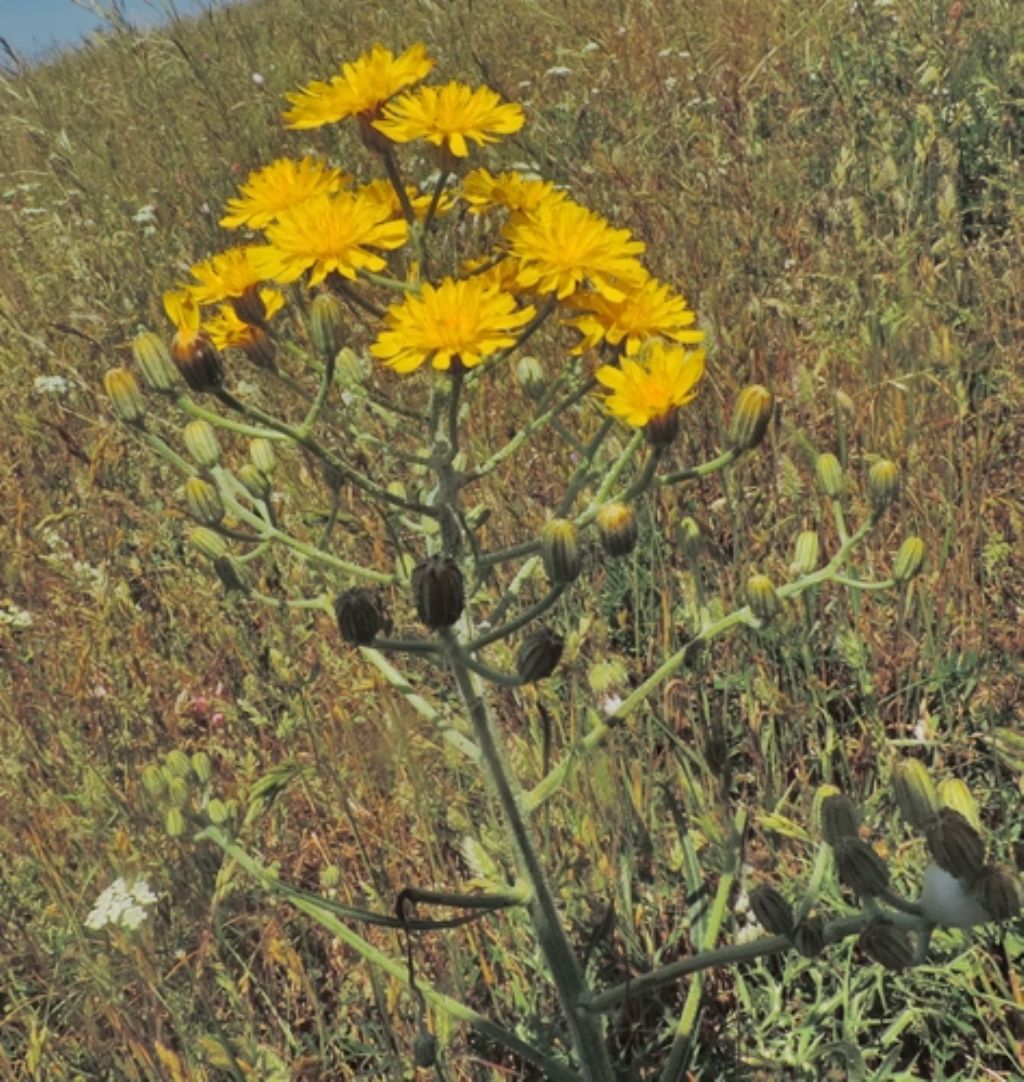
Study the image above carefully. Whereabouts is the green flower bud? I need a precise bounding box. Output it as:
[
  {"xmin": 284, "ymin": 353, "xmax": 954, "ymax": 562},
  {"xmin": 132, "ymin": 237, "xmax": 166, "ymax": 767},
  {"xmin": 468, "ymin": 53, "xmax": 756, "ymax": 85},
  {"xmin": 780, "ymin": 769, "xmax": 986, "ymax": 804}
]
[
  {"xmin": 188, "ymin": 526, "xmax": 228, "ymax": 561},
  {"xmin": 926, "ymin": 808, "xmax": 985, "ymax": 881},
  {"xmin": 596, "ymin": 502, "xmax": 638, "ymax": 557},
  {"xmin": 249, "ymin": 438, "xmax": 277, "ymax": 476},
  {"xmin": 104, "ymin": 367, "xmax": 146, "ymax": 425},
  {"xmin": 834, "ymin": 837, "xmax": 890, "ymax": 898},
  {"xmin": 309, "ymin": 292, "xmax": 347, "ymax": 359},
  {"xmin": 750, "ymin": 884, "xmax": 794, "ymax": 937},
  {"xmin": 793, "ymin": 913, "xmax": 826, "ymax": 958},
  {"xmin": 214, "ymin": 554, "xmax": 248, "ymax": 594},
  {"xmin": 790, "ymin": 530, "xmax": 820, "ymax": 576},
  {"xmin": 541, "ymin": 519, "xmax": 582, "ymax": 585},
  {"xmin": 320, "ymin": 865, "xmax": 342, "ymax": 889},
  {"xmin": 185, "ymin": 477, "xmax": 225, "ymax": 526},
  {"xmin": 970, "ymin": 864, "xmax": 1021, "ymax": 922},
  {"xmin": 678, "ymin": 516, "xmax": 703, "ymax": 561},
  {"xmin": 812, "ymin": 784, "xmax": 843, "ymax": 837},
  {"xmin": 191, "ymin": 751, "xmax": 212, "ymax": 785},
  {"xmin": 132, "ymin": 330, "xmax": 179, "ymax": 392},
  {"xmin": 515, "ymin": 354, "xmax": 546, "ymax": 400},
  {"xmin": 165, "ymin": 776, "xmax": 190, "ymax": 808},
  {"xmin": 183, "ymin": 419, "xmax": 221, "ymax": 468},
  {"xmin": 236, "ymin": 462, "xmax": 271, "ymax": 500},
  {"xmin": 206, "ymin": 798, "xmax": 231, "ymax": 825},
  {"xmin": 141, "ymin": 763, "xmax": 167, "ymax": 799},
  {"xmin": 729, "ymin": 385, "xmax": 774, "ymax": 451},
  {"xmin": 165, "ymin": 807, "xmax": 187, "ymax": 838},
  {"xmin": 411, "ymin": 555, "xmax": 465, "ymax": 629},
  {"xmin": 815, "ymin": 453, "xmax": 843, "ymax": 498},
  {"xmin": 334, "ymin": 588, "xmax": 386, "ymax": 646},
  {"xmin": 868, "ymin": 458, "xmax": 900, "ymax": 511},
  {"xmin": 335, "ymin": 347, "xmax": 369, "ymax": 386},
  {"xmin": 892, "ymin": 536, "xmax": 926, "ymax": 583},
  {"xmin": 937, "ymin": 778, "xmax": 981, "ymax": 831},
  {"xmin": 820, "ymin": 792, "xmax": 861, "ymax": 846},
  {"xmin": 858, "ymin": 919, "xmax": 913, "ymax": 971},
  {"xmin": 516, "ymin": 627, "xmax": 565, "ymax": 683},
  {"xmin": 746, "ymin": 573, "xmax": 780, "ymax": 624},
  {"xmin": 892, "ymin": 758, "xmax": 940, "ymax": 831},
  {"xmin": 165, "ymin": 749, "xmax": 193, "ymax": 780}
]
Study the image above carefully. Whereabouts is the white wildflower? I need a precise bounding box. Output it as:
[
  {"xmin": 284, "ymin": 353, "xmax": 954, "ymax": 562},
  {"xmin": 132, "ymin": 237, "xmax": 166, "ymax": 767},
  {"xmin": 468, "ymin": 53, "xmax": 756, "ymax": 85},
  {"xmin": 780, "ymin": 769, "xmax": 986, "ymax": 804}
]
[
  {"xmin": 85, "ymin": 877, "xmax": 158, "ymax": 932},
  {"xmin": 251, "ymin": 71, "xmax": 266, "ymax": 87},
  {"xmin": 0, "ymin": 602, "xmax": 33, "ymax": 629},
  {"xmin": 33, "ymin": 374, "xmax": 73, "ymax": 396},
  {"xmin": 132, "ymin": 203, "xmax": 157, "ymax": 225}
]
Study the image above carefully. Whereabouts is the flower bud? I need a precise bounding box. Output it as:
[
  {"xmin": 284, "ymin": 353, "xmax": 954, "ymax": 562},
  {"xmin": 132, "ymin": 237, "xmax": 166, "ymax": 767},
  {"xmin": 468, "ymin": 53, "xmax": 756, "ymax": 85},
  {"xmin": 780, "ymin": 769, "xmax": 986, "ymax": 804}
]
[
  {"xmin": 413, "ymin": 1030, "xmax": 438, "ymax": 1069},
  {"xmin": 868, "ymin": 459, "xmax": 900, "ymax": 511},
  {"xmin": 335, "ymin": 347, "xmax": 369, "ymax": 387},
  {"xmin": 749, "ymin": 884, "xmax": 794, "ymax": 937},
  {"xmin": 515, "ymin": 355, "xmax": 546, "ymax": 400},
  {"xmin": 237, "ymin": 463, "xmax": 271, "ymax": 500},
  {"xmin": 820, "ymin": 792, "xmax": 860, "ymax": 846},
  {"xmin": 892, "ymin": 536, "xmax": 926, "ymax": 583},
  {"xmin": 231, "ymin": 284, "xmax": 267, "ymax": 328},
  {"xmin": 729, "ymin": 385, "xmax": 774, "ymax": 451},
  {"xmin": 815, "ymin": 453, "xmax": 843, "ymax": 498},
  {"xmin": 183, "ymin": 419, "xmax": 221, "ymax": 468},
  {"xmin": 793, "ymin": 913, "xmax": 826, "ymax": 958},
  {"xmin": 334, "ymin": 588, "xmax": 386, "ymax": 646},
  {"xmin": 165, "ymin": 749, "xmax": 193, "ymax": 780},
  {"xmin": 596, "ymin": 502, "xmax": 638, "ymax": 557},
  {"xmin": 165, "ymin": 807, "xmax": 187, "ymax": 838},
  {"xmin": 970, "ymin": 864, "xmax": 1021, "ymax": 922},
  {"xmin": 746, "ymin": 573, "xmax": 780, "ymax": 624},
  {"xmin": 411, "ymin": 555, "xmax": 465, "ymax": 629},
  {"xmin": 104, "ymin": 367, "xmax": 146, "ymax": 425},
  {"xmin": 541, "ymin": 519, "xmax": 582, "ymax": 584},
  {"xmin": 937, "ymin": 778, "xmax": 980, "ymax": 831},
  {"xmin": 185, "ymin": 477, "xmax": 225, "ymax": 526},
  {"xmin": 790, "ymin": 530, "xmax": 820, "ymax": 576},
  {"xmin": 834, "ymin": 837, "xmax": 890, "ymax": 898},
  {"xmin": 249, "ymin": 438, "xmax": 276, "ymax": 476},
  {"xmin": 172, "ymin": 332, "xmax": 224, "ymax": 393},
  {"xmin": 132, "ymin": 330, "xmax": 179, "ymax": 392},
  {"xmin": 858, "ymin": 919, "xmax": 913, "ymax": 971},
  {"xmin": 165, "ymin": 776, "xmax": 190, "ymax": 807},
  {"xmin": 191, "ymin": 751, "xmax": 212, "ymax": 785},
  {"xmin": 643, "ymin": 407, "xmax": 679, "ymax": 448},
  {"xmin": 678, "ymin": 516, "xmax": 702, "ymax": 561},
  {"xmin": 188, "ymin": 526, "xmax": 228, "ymax": 561},
  {"xmin": 206, "ymin": 798, "xmax": 231, "ymax": 825},
  {"xmin": 141, "ymin": 763, "xmax": 167, "ymax": 799},
  {"xmin": 309, "ymin": 292, "xmax": 347, "ymax": 359},
  {"xmin": 214, "ymin": 554, "xmax": 248, "ymax": 593},
  {"xmin": 926, "ymin": 808, "xmax": 985, "ymax": 881},
  {"xmin": 516, "ymin": 627, "xmax": 564, "ymax": 683},
  {"xmin": 892, "ymin": 758, "xmax": 939, "ymax": 831}
]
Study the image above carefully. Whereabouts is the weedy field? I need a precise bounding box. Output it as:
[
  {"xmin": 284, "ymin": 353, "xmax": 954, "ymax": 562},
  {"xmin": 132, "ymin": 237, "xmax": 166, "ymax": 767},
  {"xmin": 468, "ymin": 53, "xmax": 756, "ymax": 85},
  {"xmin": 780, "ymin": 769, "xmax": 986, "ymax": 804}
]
[{"xmin": 1, "ymin": 0, "xmax": 1023, "ymax": 1078}]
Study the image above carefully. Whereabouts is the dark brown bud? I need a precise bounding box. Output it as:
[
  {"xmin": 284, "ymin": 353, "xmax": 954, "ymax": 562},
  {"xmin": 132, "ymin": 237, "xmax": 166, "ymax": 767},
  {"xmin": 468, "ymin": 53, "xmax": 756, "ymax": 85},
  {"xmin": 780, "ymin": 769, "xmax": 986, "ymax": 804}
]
[
  {"xmin": 335, "ymin": 588, "xmax": 386, "ymax": 646},
  {"xmin": 834, "ymin": 837, "xmax": 890, "ymax": 899},
  {"xmin": 858, "ymin": 919, "xmax": 913, "ymax": 971},
  {"xmin": 172, "ymin": 332, "xmax": 224, "ymax": 392},
  {"xmin": 749, "ymin": 884, "xmax": 794, "ymax": 937},
  {"xmin": 926, "ymin": 808, "xmax": 985, "ymax": 881},
  {"xmin": 516, "ymin": 627, "xmax": 564, "ymax": 683},
  {"xmin": 595, "ymin": 502, "xmax": 638, "ymax": 557},
  {"xmin": 411, "ymin": 555, "xmax": 464, "ymax": 629},
  {"xmin": 231, "ymin": 284, "xmax": 267, "ymax": 327},
  {"xmin": 541, "ymin": 519, "xmax": 582, "ymax": 585},
  {"xmin": 820, "ymin": 794, "xmax": 860, "ymax": 847},
  {"xmin": 793, "ymin": 913, "xmax": 826, "ymax": 958},
  {"xmin": 970, "ymin": 864, "xmax": 1021, "ymax": 922}
]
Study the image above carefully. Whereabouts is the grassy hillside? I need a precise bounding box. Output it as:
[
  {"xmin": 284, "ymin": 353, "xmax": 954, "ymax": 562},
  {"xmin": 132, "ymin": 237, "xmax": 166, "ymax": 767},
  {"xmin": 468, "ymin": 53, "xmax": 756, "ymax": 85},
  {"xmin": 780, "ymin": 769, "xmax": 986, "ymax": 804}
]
[{"xmin": 2, "ymin": 0, "xmax": 1022, "ymax": 1078}]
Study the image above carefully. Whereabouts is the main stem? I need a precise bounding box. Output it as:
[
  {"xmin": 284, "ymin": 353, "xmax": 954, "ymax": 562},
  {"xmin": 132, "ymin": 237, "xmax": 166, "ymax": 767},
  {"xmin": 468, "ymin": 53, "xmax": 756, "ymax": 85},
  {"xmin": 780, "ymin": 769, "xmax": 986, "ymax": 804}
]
[{"xmin": 443, "ymin": 640, "xmax": 616, "ymax": 1081}]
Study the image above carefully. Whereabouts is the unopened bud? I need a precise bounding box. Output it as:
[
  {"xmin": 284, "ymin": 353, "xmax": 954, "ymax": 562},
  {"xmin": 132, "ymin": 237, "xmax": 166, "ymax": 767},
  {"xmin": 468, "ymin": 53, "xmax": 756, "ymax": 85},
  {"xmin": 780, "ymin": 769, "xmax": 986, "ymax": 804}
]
[
  {"xmin": 214, "ymin": 554, "xmax": 248, "ymax": 593},
  {"xmin": 188, "ymin": 526, "xmax": 228, "ymax": 561},
  {"xmin": 249, "ymin": 438, "xmax": 276, "ymax": 475},
  {"xmin": 926, "ymin": 808, "xmax": 985, "ymax": 881},
  {"xmin": 515, "ymin": 355, "xmax": 546, "ymax": 400},
  {"xmin": 750, "ymin": 884, "xmax": 794, "ymax": 937},
  {"xmin": 516, "ymin": 627, "xmax": 565, "ymax": 683},
  {"xmin": 541, "ymin": 519, "xmax": 582, "ymax": 584},
  {"xmin": 868, "ymin": 459, "xmax": 900, "ymax": 511},
  {"xmin": 411, "ymin": 555, "xmax": 465, "ymax": 629},
  {"xmin": 892, "ymin": 758, "xmax": 939, "ymax": 830},
  {"xmin": 309, "ymin": 292, "xmax": 346, "ymax": 359},
  {"xmin": 859, "ymin": 919, "xmax": 913, "ymax": 971},
  {"xmin": 596, "ymin": 502, "xmax": 638, "ymax": 557},
  {"xmin": 165, "ymin": 776, "xmax": 190, "ymax": 808},
  {"xmin": 334, "ymin": 588, "xmax": 386, "ymax": 646},
  {"xmin": 834, "ymin": 837, "xmax": 890, "ymax": 898},
  {"xmin": 790, "ymin": 530, "xmax": 820, "ymax": 576},
  {"xmin": 206, "ymin": 798, "xmax": 231, "ymax": 825},
  {"xmin": 165, "ymin": 807, "xmax": 187, "ymax": 838},
  {"xmin": 412, "ymin": 1030, "xmax": 438, "ymax": 1069},
  {"xmin": 191, "ymin": 751, "xmax": 212, "ymax": 785},
  {"xmin": 183, "ymin": 419, "xmax": 221, "ymax": 468},
  {"xmin": 815, "ymin": 453, "xmax": 843, "ymax": 498},
  {"xmin": 165, "ymin": 749, "xmax": 193, "ymax": 780},
  {"xmin": 141, "ymin": 764, "xmax": 167, "ymax": 799},
  {"xmin": 819, "ymin": 792, "xmax": 859, "ymax": 845},
  {"xmin": 971, "ymin": 864, "xmax": 1021, "ymax": 922},
  {"xmin": 892, "ymin": 536, "xmax": 926, "ymax": 582},
  {"xmin": 746, "ymin": 573, "xmax": 780, "ymax": 624},
  {"xmin": 793, "ymin": 913, "xmax": 826, "ymax": 958},
  {"xmin": 104, "ymin": 367, "xmax": 146, "ymax": 425},
  {"xmin": 937, "ymin": 778, "xmax": 980, "ymax": 831},
  {"xmin": 132, "ymin": 331, "xmax": 178, "ymax": 392},
  {"xmin": 335, "ymin": 347, "xmax": 368, "ymax": 386},
  {"xmin": 236, "ymin": 463, "xmax": 271, "ymax": 500},
  {"xmin": 678, "ymin": 516, "xmax": 702, "ymax": 561},
  {"xmin": 185, "ymin": 477, "xmax": 225, "ymax": 526},
  {"xmin": 730, "ymin": 385, "xmax": 774, "ymax": 451}
]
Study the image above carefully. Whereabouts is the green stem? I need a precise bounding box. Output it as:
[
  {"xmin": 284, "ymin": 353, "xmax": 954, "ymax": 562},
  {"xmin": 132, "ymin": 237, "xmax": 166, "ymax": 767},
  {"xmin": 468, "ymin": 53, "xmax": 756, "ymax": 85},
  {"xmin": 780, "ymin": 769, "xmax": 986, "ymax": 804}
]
[
  {"xmin": 177, "ymin": 395, "xmax": 291, "ymax": 440},
  {"xmin": 467, "ymin": 583, "xmax": 567, "ymax": 652},
  {"xmin": 657, "ymin": 446, "xmax": 738, "ymax": 486}
]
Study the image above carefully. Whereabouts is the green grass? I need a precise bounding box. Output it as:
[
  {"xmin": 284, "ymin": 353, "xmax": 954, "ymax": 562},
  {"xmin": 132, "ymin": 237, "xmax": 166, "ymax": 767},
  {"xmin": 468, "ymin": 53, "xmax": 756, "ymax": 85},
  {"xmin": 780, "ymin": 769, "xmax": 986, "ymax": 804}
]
[{"xmin": 2, "ymin": 0, "xmax": 1023, "ymax": 1078}]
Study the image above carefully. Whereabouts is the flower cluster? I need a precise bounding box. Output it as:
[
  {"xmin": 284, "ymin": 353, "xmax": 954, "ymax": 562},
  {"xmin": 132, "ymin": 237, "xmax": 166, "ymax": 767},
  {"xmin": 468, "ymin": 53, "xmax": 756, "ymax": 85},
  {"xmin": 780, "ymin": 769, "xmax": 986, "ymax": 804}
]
[
  {"xmin": 85, "ymin": 877, "xmax": 158, "ymax": 931},
  {"xmin": 157, "ymin": 41, "xmax": 705, "ymax": 437}
]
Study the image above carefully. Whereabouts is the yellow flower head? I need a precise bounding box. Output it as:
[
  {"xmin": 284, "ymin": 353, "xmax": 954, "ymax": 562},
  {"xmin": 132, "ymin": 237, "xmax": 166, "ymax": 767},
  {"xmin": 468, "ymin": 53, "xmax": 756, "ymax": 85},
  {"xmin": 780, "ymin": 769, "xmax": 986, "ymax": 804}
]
[
  {"xmin": 505, "ymin": 199, "xmax": 647, "ymax": 302},
  {"xmin": 370, "ymin": 276, "xmax": 536, "ymax": 374},
  {"xmin": 373, "ymin": 81, "xmax": 525, "ymax": 158},
  {"xmin": 356, "ymin": 178, "xmax": 453, "ymax": 222},
  {"xmin": 188, "ymin": 247, "xmax": 264, "ymax": 306},
  {"xmin": 567, "ymin": 276, "xmax": 704, "ymax": 356},
  {"xmin": 595, "ymin": 340, "xmax": 706, "ymax": 429},
  {"xmin": 248, "ymin": 192, "xmax": 409, "ymax": 286},
  {"xmin": 220, "ymin": 157, "xmax": 350, "ymax": 230},
  {"xmin": 461, "ymin": 168, "xmax": 566, "ymax": 216},
  {"xmin": 163, "ymin": 286, "xmax": 201, "ymax": 345},
  {"xmin": 283, "ymin": 43, "xmax": 434, "ymax": 129}
]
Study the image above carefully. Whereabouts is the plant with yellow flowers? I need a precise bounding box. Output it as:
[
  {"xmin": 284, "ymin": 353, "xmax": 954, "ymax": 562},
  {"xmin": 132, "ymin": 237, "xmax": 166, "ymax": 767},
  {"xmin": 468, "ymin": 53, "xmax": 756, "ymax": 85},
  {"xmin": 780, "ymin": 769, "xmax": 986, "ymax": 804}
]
[{"xmin": 102, "ymin": 42, "xmax": 1019, "ymax": 1081}]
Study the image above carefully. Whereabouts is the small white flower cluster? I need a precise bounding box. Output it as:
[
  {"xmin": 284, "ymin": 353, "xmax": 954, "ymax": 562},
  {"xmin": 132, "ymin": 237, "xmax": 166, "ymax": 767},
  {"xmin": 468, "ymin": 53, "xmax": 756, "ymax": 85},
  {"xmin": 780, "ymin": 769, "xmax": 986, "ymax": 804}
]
[
  {"xmin": 33, "ymin": 374, "xmax": 74, "ymax": 396},
  {"xmin": 85, "ymin": 877, "xmax": 157, "ymax": 931},
  {"xmin": 0, "ymin": 602, "xmax": 33, "ymax": 629}
]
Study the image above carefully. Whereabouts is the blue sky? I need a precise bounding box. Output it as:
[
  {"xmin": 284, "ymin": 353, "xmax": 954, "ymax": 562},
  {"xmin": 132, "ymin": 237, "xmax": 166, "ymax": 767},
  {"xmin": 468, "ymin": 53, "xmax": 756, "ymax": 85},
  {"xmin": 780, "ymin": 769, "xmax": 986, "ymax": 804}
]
[{"xmin": 0, "ymin": 1, "xmax": 216, "ymax": 59}]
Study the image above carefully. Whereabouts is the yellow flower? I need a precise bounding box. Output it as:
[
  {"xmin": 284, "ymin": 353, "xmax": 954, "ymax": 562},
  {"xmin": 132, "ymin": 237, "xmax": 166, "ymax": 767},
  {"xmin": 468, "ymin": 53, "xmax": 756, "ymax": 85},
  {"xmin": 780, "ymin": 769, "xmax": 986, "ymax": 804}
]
[
  {"xmin": 357, "ymin": 178, "xmax": 453, "ymax": 222},
  {"xmin": 283, "ymin": 43, "xmax": 434, "ymax": 129},
  {"xmin": 204, "ymin": 290, "xmax": 283, "ymax": 350},
  {"xmin": 461, "ymin": 168, "xmax": 566, "ymax": 215},
  {"xmin": 220, "ymin": 157, "xmax": 350, "ymax": 230},
  {"xmin": 505, "ymin": 199, "xmax": 647, "ymax": 302},
  {"xmin": 370, "ymin": 276, "xmax": 536, "ymax": 374},
  {"xmin": 567, "ymin": 276, "xmax": 704, "ymax": 355},
  {"xmin": 188, "ymin": 247, "xmax": 264, "ymax": 306},
  {"xmin": 248, "ymin": 192, "xmax": 409, "ymax": 286},
  {"xmin": 595, "ymin": 340, "xmax": 706, "ymax": 428},
  {"xmin": 373, "ymin": 81, "xmax": 525, "ymax": 158},
  {"xmin": 163, "ymin": 287, "xmax": 201, "ymax": 345}
]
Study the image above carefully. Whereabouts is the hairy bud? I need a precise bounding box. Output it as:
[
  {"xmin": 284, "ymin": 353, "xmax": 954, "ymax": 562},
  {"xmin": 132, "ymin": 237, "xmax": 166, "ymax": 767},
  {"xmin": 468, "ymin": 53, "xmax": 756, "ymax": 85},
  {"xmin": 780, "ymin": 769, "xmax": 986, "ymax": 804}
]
[
  {"xmin": 541, "ymin": 519, "xmax": 582, "ymax": 585},
  {"xmin": 729, "ymin": 385, "xmax": 774, "ymax": 451}
]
